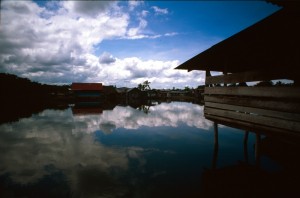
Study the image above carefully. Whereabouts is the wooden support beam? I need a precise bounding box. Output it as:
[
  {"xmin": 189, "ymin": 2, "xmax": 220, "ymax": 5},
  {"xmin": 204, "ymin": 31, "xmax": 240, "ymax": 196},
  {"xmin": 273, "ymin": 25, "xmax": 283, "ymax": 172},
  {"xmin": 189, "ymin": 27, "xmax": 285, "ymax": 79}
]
[
  {"xmin": 204, "ymin": 87, "xmax": 300, "ymax": 99},
  {"xmin": 205, "ymin": 70, "xmax": 294, "ymax": 85},
  {"xmin": 204, "ymin": 107, "xmax": 300, "ymax": 132},
  {"xmin": 205, "ymin": 101, "xmax": 300, "ymax": 122},
  {"xmin": 204, "ymin": 95, "xmax": 300, "ymax": 113},
  {"xmin": 204, "ymin": 114, "xmax": 300, "ymax": 137}
]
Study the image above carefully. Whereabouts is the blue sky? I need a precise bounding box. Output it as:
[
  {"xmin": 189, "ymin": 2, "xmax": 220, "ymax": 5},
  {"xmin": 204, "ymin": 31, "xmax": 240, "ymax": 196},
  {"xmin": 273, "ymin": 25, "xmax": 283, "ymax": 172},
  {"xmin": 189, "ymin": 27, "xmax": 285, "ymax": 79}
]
[{"xmin": 0, "ymin": 0, "xmax": 280, "ymax": 88}]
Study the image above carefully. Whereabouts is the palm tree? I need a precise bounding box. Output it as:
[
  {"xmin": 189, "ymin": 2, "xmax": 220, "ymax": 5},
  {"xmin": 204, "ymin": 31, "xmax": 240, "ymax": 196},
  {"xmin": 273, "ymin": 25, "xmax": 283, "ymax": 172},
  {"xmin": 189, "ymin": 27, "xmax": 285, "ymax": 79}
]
[
  {"xmin": 137, "ymin": 81, "xmax": 151, "ymax": 91},
  {"xmin": 143, "ymin": 80, "xmax": 151, "ymax": 90},
  {"xmin": 138, "ymin": 83, "xmax": 143, "ymax": 90}
]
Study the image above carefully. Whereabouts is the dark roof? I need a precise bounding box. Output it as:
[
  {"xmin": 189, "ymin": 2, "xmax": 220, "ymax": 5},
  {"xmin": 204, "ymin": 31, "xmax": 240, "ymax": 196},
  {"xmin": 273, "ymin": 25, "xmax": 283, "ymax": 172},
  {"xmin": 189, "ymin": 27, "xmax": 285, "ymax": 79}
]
[
  {"xmin": 175, "ymin": 4, "xmax": 300, "ymax": 75},
  {"xmin": 127, "ymin": 87, "xmax": 141, "ymax": 93},
  {"xmin": 71, "ymin": 83, "xmax": 103, "ymax": 91},
  {"xmin": 103, "ymin": 86, "xmax": 117, "ymax": 94},
  {"xmin": 267, "ymin": 0, "xmax": 300, "ymax": 8}
]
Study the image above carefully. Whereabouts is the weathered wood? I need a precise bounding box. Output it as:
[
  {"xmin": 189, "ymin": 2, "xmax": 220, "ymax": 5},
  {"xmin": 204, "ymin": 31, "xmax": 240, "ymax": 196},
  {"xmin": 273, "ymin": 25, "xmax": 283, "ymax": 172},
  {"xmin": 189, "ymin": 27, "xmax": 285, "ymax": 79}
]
[
  {"xmin": 204, "ymin": 95, "xmax": 300, "ymax": 113},
  {"xmin": 205, "ymin": 101, "xmax": 300, "ymax": 122},
  {"xmin": 205, "ymin": 114, "xmax": 300, "ymax": 137},
  {"xmin": 204, "ymin": 107, "xmax": 300, "ymax": 132},
  {"xmin": 204, "ymin": 87, "xmax": 300, "ymax": 99},
  {"xmin": 205, "ymin": 70, "xmax": 294, "ymax": 85}
]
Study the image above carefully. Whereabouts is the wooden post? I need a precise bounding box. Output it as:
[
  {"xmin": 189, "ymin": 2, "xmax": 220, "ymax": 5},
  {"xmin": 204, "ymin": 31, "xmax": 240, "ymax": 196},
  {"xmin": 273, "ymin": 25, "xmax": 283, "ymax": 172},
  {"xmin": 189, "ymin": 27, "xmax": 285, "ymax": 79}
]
[
  {"xmin": 255, "ymin": 133, "xmax": 261, "ymax": 167},
  {"xmin": 223, "ymin": 71, "xmax": 228, "ymax": 87},
  {"xmin": 212, "ymin": 122, "xmax": 219, "ymax": 169},
  {"xmin": 243, "ymin": 131, "xmax": 249, "ymax": 163},
  {"xmin": 223, "ymin": 64, "xmax": 228, "ymax": 87},
  {"xmin": 206, "ymin": 70, "xmax": 212, "ymax": 87}
]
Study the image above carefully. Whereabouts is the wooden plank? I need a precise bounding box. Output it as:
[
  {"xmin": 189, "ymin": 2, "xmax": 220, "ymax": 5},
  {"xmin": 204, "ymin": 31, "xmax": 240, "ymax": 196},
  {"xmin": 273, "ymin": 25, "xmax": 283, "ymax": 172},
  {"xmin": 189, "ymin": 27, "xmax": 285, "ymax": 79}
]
[
  {"xmin": 204, "ymin": 107, "xmax": 300, "ymax": 132},
  {"xmin": 205, "ymin": 70, "xmax": 294, "ymax": 85},
  {"xmin": 204, "ymin": 95, "xmax": 300, "ymax": 113},
  {"xmin": 204, "ymin": 87, "xmax": 300, "ymax": 99},
  {"xmin": 205, "ymin": 114, "xmax": 300, "ymax": 138},
  {"xmin": 205, "ymin": 101, "xmax": 300, "ymax": 122}
]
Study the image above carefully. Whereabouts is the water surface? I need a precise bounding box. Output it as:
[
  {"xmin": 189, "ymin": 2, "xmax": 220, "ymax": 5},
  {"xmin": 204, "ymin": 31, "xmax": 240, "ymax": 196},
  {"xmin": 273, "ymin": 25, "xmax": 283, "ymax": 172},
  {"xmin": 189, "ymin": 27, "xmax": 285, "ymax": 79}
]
[{"xmin": 0, "ymin": 102, "xmax": 299, "ymax": 197}]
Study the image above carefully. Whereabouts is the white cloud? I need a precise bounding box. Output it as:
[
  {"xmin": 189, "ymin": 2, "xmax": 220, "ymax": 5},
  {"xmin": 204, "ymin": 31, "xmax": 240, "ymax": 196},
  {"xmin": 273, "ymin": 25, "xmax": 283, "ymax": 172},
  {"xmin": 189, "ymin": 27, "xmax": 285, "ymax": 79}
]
[
  {"xmin": 99, "ymin": 52, "xmax": 116, "ymax": 64},
  {"xmin": 151, "ymin": 6, "xmax": 168, "ymax": 15},
  {"xmin": 141, "ymin": 10, "xmax": 149, "ymax": 17},
  {"xmin": 164, "ymin": 32, "xmax": 178, "ymax": 37},
  {"xmin": 62, "ymin": 0, "xmax": 116, "ymax": 17},
  {"xmin": 0, "ymin": 1, "xmax": 203, "ymax": 88},
  {"xmin": 128, "ymin": 0, "xmax": 143, "ymax": 11},
  {"xmin": 126, "ymin": 17, "xmax": 148, "ymax": 38}
]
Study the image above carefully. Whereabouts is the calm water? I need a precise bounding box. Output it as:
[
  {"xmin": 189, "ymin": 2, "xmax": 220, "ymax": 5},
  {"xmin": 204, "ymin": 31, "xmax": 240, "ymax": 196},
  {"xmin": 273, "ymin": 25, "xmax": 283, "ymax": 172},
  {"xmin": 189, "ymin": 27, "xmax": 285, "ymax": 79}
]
[{"xmin": 0, "ymin": 102, "xmax": 299, "ymax": 197}]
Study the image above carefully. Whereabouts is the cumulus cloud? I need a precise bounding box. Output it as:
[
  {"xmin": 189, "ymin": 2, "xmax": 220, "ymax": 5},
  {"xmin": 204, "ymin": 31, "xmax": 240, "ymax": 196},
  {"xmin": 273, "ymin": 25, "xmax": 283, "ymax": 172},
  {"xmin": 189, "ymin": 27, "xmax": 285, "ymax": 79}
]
[
  {"xmin": 63, "ymin": 0, "xmax": 115, "ymax": 17},
  {"xmin": 99, "ymin": 52, "xmax": 116, "ymax": 64},
  {"xmin": 0, "ymin": 0, "xmax": 204, "ymax": 88},
  {"xmin": 0, "ymin": 0, "xmax": 128, "ymax": 82}
]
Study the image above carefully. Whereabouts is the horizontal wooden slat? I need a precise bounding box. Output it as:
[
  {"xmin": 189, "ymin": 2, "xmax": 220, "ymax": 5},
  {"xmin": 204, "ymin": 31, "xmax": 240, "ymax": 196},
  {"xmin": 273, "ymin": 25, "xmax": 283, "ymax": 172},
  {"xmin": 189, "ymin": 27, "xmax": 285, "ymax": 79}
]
[
  {"xmin": 204, "ymin": 87, "xmax": 300, "ymax": 98},
  {"xmin": 204, "ymin": 95, "xmax": 300, "ymax": 113},
  {"xmin": 204, "ymin": 107, "xmax": 300, "ymax": 132},
  {"xmin": 205, "ymin": 114, "xmax": 300, "ymax": 137},
  {"xmin": 205, "ymin": 101, "xmax": 300, "ymax": 122},
  {"xmin": 205, "ymin": 70, "xmax": 294, "ymax": 85}
]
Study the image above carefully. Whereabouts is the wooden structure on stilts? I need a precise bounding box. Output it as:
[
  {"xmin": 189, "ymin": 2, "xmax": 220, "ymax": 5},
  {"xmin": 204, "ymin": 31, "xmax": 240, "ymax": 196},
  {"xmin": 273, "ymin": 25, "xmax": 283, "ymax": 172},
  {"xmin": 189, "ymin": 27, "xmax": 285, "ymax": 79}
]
[{"xmin": 176, "ymin": 1, "xmax": 300, "ymax": 136}]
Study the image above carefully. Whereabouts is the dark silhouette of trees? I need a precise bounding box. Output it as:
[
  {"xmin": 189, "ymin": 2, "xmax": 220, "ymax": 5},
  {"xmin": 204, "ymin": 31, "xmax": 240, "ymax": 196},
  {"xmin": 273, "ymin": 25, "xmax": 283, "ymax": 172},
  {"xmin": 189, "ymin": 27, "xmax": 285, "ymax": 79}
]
[
  {"xmin": 0, "ymin": 73, "xmax": 70, "ymax": 123},
  {"xmin": 137, "ymin": 80, "xmax": 151, "ymax": 91}
]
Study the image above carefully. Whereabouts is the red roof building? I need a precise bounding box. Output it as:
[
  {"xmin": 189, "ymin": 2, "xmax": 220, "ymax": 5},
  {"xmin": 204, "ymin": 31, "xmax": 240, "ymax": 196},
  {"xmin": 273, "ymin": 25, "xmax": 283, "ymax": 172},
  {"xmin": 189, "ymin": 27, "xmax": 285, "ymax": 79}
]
[
  {"xmin": 71, "ymin": 83, "xmax": 103, "ymax": 100},
  {"xmin": 71, "ymin": 83, "xmax": 103, "ymax": 91}
]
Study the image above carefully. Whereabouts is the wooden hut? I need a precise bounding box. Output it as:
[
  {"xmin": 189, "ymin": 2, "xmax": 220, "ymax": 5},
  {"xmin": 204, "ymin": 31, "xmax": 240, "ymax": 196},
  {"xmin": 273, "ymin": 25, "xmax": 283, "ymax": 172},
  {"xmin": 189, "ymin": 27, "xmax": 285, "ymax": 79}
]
[{"xmin": 176, "ymin": 1, "xmax": 300, "ymax": 135}]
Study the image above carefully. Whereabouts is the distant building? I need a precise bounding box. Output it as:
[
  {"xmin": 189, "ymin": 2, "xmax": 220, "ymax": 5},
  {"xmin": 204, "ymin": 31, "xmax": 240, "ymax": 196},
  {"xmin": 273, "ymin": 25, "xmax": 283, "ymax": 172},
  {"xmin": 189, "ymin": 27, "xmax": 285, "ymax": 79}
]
[
  {"xmin": 127, "ymin": 88, "xmax": 142, "ymax": 99},
  {"xmin": 146, "ymin": 90, "xmax": 158, "ymax": 98},
  {"xmin": 103, "ymin": 85, "xmax": 118, "ymax": 99},
  {"xmin": 71, "ymin": 83, "xmax": 103, "ymax": 100}
]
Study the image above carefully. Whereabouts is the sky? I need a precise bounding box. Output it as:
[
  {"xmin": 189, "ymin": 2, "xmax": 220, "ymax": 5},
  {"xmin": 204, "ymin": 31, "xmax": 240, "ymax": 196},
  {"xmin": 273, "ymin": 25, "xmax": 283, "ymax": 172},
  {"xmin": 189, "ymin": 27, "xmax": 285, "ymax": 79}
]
[{"xmin": 0, "ymin": 0, "xmax": 280, "ymax": 89}]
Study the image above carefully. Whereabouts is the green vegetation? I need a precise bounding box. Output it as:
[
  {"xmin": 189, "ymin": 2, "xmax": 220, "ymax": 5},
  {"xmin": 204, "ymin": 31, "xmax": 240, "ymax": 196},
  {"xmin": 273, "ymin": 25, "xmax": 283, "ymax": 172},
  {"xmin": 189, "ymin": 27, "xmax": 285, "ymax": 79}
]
[{"xmin": 137, "ymin": 80, "xmax": 151, "ymax": 91}]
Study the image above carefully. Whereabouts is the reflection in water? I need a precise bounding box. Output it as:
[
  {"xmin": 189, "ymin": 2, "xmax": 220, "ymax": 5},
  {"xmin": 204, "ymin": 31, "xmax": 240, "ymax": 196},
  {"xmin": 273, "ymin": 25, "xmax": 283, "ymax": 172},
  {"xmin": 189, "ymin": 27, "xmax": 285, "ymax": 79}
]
[
  {"xmin": 0, "ymin": 102, "xmax": 299, "ymax": 197},
  {"xmin": 203, "ymin": 124, "xmax": 300, "ymax": 198},
  {"xmin": 72, "ymin": 102, "xmax": 211, "ymax": 135}
]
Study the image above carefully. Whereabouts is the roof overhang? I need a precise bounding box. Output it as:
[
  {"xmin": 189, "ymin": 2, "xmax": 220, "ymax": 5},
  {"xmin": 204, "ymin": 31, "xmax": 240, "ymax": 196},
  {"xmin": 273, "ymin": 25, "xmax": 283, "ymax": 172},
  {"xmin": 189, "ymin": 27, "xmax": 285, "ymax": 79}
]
[{"xmin": 175, "ymin": 5, "xmax": 300, "ymax": 74}]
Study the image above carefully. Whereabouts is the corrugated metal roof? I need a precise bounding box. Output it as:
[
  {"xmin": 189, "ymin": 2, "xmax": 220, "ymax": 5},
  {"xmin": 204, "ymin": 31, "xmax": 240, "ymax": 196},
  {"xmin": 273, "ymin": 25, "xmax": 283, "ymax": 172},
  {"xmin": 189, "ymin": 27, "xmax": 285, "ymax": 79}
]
[{"xmin": 71, "ymin": 83, "xmax": 103, "ymax": 91}]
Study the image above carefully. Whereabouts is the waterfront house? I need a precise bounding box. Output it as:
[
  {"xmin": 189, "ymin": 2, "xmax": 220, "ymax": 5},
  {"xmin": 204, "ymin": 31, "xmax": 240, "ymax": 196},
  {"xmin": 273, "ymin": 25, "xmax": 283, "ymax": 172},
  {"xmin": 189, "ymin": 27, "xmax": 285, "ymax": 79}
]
[
  {"xmin": 127, "ymin": 88, "xmax": 143, "ymax": 99},
  {"xmin": 71, "ymin": 83, "xmax": 103, "ymax": 100},
  {"xmin": 176, "ymin": 1, "xmax": 300, "ymax": 135},
  {"xmin": 146, "ymin": 89, "xmax": 158, "ymax": 99}
]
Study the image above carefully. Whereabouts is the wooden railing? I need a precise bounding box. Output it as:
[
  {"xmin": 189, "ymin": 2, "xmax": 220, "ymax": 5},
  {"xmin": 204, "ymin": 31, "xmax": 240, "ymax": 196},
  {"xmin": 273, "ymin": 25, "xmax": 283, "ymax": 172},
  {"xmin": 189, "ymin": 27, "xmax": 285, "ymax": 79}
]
[{"xmin": 204, "ymin": 71, "xmax": 300, "ymax": 135}]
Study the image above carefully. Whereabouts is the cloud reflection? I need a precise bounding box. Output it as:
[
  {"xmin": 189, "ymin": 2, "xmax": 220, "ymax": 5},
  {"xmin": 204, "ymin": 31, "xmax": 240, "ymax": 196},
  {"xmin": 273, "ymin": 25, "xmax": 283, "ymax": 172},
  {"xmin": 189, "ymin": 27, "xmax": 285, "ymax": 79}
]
[
  {"xmin": 72, "ymin": 102, "xmax": 212, "ymax": 135},
  {"xmin": 0, "ymin": 102, "xmax": 212, "ymax": 196}
]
